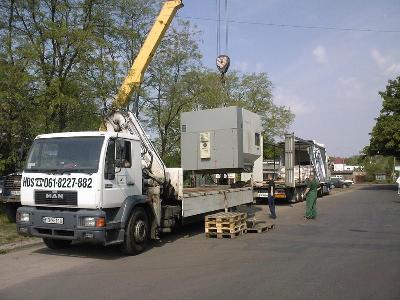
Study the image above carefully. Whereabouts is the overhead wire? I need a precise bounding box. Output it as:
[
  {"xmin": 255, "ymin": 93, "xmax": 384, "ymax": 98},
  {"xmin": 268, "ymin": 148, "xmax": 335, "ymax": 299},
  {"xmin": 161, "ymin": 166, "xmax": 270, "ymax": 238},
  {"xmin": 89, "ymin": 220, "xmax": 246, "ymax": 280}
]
[
  {"xmin": 224, "ymin": 0, "xmax": 229, "ymax": 54},
  {"xmin": 216, "ymin": 0, "xmax": 220, "ymax": 56},
  {"xmin": 178, "ymin": 15, "xmax": 400, "ymax": 34}
]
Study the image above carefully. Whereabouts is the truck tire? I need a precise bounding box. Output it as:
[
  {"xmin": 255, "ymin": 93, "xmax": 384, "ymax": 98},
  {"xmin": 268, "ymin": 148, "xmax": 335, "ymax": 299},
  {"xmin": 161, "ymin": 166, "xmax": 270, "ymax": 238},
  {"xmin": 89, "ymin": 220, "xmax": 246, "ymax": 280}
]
[
  {"xmin": 121, "ymin": 207, "xmax": 149, "ymax": 255},
  {"xmin": 43, "ymin": 238, "xmax": 72, "ymax": 250},
  {"xmin": 5, "ymin": 203, "xmax": 18, "ymax": 223}
]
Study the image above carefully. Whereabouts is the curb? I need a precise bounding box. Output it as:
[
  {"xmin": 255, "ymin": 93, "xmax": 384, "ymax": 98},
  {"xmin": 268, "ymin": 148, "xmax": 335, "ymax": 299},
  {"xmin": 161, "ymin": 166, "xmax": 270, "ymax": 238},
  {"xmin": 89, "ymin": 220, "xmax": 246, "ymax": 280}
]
[{"xmin": 0, "ymin": 238, "xmax": 43, "ymax": 254}]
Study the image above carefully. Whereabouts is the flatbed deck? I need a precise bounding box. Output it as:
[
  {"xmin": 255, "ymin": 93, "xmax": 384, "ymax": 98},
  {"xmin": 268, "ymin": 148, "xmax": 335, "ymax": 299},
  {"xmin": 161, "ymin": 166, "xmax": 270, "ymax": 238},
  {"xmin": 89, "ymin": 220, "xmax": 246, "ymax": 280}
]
[{"xmin": 181, "ymin": 186, "xmax": 253, "ymax": 218}]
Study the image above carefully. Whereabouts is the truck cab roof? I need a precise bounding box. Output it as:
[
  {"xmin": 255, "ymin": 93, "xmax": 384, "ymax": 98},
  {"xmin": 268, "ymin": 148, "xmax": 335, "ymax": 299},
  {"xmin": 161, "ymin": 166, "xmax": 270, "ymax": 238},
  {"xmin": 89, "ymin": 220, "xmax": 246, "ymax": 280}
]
[{"xmin": 35, "ymin": 131, "xmax": 140, "ymax": 141}]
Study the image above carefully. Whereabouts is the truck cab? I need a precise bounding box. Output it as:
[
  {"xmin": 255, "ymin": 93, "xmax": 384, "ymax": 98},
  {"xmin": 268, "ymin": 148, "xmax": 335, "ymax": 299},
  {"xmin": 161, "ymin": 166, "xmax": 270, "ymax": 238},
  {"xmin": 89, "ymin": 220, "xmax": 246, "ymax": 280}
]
[{"xmin": 17, "ymin": 131, "xmax": 152, "ymax": 253}]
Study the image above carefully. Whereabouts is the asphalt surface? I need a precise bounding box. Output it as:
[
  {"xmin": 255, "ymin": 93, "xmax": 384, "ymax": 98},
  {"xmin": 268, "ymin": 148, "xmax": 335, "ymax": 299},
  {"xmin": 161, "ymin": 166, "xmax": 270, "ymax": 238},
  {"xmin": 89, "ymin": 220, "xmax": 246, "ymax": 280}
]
[{"xmin": 0, "ymin": 184, "xmax": 399, "ymax": 300}]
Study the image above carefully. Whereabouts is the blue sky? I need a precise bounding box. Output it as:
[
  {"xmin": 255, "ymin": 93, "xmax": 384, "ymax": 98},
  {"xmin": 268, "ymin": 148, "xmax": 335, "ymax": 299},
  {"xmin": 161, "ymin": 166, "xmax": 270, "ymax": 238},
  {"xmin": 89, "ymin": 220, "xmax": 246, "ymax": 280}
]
[{"xmin": 173, "ymin": 0, "xmax": 400, "ymax": 157}]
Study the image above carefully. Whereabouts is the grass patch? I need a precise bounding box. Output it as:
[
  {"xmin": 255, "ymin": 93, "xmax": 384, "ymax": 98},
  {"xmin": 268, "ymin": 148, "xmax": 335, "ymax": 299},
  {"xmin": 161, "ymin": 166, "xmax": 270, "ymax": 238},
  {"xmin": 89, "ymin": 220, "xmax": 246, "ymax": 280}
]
[{"xmin": 0, "ymin": 211, "xmax": 29, "ymax": 246}]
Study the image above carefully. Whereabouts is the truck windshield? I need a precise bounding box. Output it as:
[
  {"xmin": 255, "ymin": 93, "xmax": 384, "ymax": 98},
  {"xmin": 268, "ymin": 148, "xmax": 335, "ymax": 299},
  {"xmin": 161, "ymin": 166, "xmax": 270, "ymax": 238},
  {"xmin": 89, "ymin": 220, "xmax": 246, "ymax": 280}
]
[{"xmin": 25, "ymin": 137, "xmax": 105, "ymax": 173}]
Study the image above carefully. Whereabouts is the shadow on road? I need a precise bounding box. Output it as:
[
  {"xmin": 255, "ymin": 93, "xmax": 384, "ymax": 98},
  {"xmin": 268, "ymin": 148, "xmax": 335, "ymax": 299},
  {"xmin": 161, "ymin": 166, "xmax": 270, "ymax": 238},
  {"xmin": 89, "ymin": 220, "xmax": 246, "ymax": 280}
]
[
  {"xmin": 31, "ymin": 205, "xmax": 261, "ymax": 258},
  {"xmin": 33, "ymin": 243, "xmax": 125, "ymax": 260},
  {"xmin": 359, "ymin": 184, "xmax": 397, "ymax": 191},
  {"xmin": 152, "ymin": 222, "xmax": 204, "ymax": 248}
]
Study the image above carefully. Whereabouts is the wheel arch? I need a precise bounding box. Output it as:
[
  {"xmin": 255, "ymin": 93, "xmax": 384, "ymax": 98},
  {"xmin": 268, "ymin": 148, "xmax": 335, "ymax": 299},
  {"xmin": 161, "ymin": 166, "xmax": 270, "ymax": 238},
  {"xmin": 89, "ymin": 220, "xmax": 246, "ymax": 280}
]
[{"xmin": 114, "ymin": 195, "xmax": 156, "ymax": 239}]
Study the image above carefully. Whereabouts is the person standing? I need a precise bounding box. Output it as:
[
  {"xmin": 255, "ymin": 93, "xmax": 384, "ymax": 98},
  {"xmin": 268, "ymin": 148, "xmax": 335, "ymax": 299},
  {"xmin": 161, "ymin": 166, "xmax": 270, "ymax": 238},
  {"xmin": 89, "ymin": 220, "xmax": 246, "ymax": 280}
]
[
  {"xmin": 304, "ymin": 174, "xmax": 319, "ymax": 219},
  {"xmin": 267, "ymin": 174, "xmax": 276, "ymax": 219},
  {"xmin": 397, "ymin": 175, "xmax": 400, "ymax": 195}
]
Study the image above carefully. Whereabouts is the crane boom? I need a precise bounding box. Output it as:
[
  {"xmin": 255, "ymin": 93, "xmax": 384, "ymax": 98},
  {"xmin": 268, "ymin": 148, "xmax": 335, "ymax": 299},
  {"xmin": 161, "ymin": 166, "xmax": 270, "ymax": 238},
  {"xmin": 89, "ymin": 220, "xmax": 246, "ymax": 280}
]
[
  {"xmin": 114, "ymin": 0, "xmax": 183, "ymax": 107},
  {"xmin": 104, "ymin": 0, "xmax": 183, "ymax": 185}
]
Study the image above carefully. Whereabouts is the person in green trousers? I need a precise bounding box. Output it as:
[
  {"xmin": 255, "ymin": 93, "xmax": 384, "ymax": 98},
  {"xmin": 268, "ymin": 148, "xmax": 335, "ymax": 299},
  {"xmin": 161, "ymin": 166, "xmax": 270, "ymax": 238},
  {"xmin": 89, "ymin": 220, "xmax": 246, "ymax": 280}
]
[{"xmin": 304, "ymin": 174, "xmax": 320, "ymax": 219}]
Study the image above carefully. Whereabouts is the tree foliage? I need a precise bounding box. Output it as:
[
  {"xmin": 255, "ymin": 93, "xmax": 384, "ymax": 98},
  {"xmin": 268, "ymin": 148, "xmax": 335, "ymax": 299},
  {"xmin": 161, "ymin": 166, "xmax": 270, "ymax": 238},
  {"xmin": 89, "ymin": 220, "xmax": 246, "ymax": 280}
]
[
  {"xmin": 0, "ymin": 0, "xmax": 157, "ymax": 173},
  {"xmin": 362, "ymin": 155, "xmax": 395, "ymax": 182},
  {"xmin": 0, "ymin": 0, "xmax": 295, "ymax": 174},
  {"xmin": 367, "ymin": 76, "xmax": 400, "ymax": 157}
]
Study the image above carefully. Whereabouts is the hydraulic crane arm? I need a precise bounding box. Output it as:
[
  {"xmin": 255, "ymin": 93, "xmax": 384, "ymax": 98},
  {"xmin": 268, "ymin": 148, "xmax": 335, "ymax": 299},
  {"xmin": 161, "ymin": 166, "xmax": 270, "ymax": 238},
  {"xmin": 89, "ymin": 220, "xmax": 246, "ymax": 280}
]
[
  {"xmin": 104, "ymin": 0, "xmax": 183, "ymax": 185},
  {"xmin": 114, "ymin": 0, "xmax": 183, "ymax": 107}
]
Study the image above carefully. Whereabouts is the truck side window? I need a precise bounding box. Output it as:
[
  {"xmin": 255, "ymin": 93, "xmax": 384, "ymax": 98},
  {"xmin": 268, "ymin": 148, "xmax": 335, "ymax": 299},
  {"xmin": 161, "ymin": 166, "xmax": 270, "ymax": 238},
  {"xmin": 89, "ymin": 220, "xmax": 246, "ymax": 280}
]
[
  {"xmin": 104, "ymin": 139, "xmax": 115, "ymax": 179},
  {"xmin": 255, "ymin": 133, "xmax": 260, "ymax": 146},
  {"xmin": 116, "ymin": 139, "xmax": 132, "ymax": 168}
]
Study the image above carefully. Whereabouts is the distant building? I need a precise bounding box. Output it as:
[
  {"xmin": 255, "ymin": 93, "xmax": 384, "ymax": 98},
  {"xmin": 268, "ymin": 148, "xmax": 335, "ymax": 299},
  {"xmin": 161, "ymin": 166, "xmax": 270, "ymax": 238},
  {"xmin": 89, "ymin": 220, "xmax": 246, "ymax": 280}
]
[
  {"xmin": 332, "ymin": 157, "xmax": 362, "ymax": 172},
  {"xmin": 343, "ymin": 165, "xmax": 363, "ymax": 171}
]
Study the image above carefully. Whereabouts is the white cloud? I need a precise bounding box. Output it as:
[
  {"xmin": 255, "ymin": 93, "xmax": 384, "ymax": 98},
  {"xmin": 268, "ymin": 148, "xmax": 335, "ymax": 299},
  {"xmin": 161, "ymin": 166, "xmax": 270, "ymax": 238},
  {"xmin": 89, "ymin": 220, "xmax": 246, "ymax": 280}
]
[
  {"xmin": 370, "ymin": 49, "xmax": 387, "ymax": 67},
  {"xmin": 385, "ymin": 63, "xmax": 400, "ymax": 75},
  {"xmin": 274, "ymin": 88, "xmax": 316, "ymax": 115},
  {"xmin": 370, "ymin": 49, "xmax": 400, "ymax": 75},
  {"xmin": 312, "ymin": 45, "xmax": 327, "ymax": 64}
]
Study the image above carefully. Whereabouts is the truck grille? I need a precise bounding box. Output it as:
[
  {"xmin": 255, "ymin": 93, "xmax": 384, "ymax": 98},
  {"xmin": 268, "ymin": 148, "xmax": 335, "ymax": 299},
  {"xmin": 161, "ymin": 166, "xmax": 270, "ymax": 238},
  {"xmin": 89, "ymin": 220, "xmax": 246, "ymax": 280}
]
[
  {"xmin": 35, "ymin": 191, "xmax": 78, "ymax": 206},
  {"xmin": 4, "ymin": 174, "xmax": 21, "ymax": 191}
]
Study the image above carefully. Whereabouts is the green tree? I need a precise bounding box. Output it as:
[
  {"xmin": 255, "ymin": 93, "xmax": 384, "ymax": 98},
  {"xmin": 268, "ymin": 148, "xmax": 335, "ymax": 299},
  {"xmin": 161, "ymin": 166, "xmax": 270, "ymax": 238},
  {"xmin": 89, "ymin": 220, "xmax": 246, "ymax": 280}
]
[
  {"xmin": 367, "ymin": 76, "xmax": 400, "ymax": 157},
  {"xmin": 0, "ymin": 60, "xmax": 37, "ymax": 173},
  {"xmin": 363, "ymin": 155, "xmax": 394, "ymax": 182},
  {"xmin": 0, "ymin": 0, "xmax": 159, "ymax": 174}
]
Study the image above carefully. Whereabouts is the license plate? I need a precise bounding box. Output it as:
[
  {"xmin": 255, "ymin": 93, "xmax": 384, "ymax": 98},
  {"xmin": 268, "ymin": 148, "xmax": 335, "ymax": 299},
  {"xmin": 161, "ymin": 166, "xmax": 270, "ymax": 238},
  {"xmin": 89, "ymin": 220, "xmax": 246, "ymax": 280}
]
[
  {"xmin": 275, "ymin": 194, "xmax": 286, "ymax": 199},
  {"xmin": 11, "ymin": 190, "xmax": 20, "ymax": 196},
  {"xmin": 42, "ymin": 217, "xmax": 64, "ymax": 224},
  {"xmin": 257, "ymin": 193, "xmax": 269, "ymax": 198}
]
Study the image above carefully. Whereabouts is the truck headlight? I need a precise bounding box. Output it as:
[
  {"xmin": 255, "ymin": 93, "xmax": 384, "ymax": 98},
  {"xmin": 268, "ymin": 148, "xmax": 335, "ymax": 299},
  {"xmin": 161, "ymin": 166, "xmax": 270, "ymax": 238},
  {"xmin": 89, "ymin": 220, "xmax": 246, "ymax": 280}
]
[
  {"xmin": 17, "ymin": 212, "xmax": 30, "ymax": 222},
  {"xmin": 82, "ymin": 217, "xmax": 96, "ymax": 227},
  {"xmin": 81, "ymin": 217, "xmax": 106, "ymax": 227}
]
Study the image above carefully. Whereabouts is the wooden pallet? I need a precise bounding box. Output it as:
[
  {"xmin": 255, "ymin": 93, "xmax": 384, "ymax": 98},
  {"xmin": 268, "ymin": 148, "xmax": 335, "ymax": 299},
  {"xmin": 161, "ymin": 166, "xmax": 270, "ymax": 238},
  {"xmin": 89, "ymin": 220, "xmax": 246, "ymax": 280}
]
[
  {"xmin": 205, "ymin": 212, "xmax": 247, "ymax": 223},
  {"xmin": 246, "ymin": 223, "xmax": 275, "ymax": 233},
  {"xmin": 205, "ymin": 223, "xmax": 247, "ymax": 234},
  {"xmin": 205, "ymin": 219, "xmax": 243, "ymax": 229},
  {"xmin": 205, "ymin": 229, "xmax": 247, "ymax": 239}
]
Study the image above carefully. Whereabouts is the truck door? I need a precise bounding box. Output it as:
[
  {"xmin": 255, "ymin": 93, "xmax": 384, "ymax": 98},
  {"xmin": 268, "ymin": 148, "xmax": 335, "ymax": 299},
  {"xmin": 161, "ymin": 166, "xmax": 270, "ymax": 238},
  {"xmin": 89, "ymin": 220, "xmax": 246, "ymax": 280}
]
[{"xmin": 103, "ymin": 138, "xmax": 136, "ymax": 208}]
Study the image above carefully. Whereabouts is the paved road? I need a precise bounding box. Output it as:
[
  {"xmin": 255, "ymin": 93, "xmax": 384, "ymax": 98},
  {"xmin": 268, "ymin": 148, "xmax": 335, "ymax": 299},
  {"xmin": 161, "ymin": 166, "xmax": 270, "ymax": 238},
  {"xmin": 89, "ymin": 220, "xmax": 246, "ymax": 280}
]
[{"xmin": 0, "ymin": 185, "xmax": 399, "ymax": 300}]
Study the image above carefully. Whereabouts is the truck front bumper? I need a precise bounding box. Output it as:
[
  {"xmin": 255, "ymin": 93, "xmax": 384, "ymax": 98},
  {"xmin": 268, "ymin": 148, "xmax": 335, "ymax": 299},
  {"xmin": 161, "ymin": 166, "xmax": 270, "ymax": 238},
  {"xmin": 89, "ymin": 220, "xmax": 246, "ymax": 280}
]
[{"xmin": 16, "ymin": 206, "xmax": 109, "ymax": 245}]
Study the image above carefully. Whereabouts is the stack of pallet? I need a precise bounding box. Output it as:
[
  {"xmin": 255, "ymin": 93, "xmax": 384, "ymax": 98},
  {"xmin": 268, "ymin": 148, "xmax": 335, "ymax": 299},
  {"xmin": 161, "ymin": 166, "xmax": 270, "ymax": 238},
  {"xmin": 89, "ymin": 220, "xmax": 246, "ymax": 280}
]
[{"xmin": 205, "ymin": 212, "xmax": 247, "ymax": 239}]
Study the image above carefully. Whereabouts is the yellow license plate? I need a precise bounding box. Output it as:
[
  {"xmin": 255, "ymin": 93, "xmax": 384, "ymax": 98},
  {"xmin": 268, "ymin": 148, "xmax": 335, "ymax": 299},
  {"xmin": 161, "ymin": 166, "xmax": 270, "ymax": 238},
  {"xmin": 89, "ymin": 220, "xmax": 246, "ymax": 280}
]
[{"xmin": 275, "ymin": 194, "xmax": 286, "ymax": 199}]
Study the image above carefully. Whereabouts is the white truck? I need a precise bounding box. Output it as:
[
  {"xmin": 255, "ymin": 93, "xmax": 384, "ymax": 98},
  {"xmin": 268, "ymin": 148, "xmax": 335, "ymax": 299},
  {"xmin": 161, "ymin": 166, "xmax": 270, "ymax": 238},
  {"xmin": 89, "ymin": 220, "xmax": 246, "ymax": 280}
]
[
  {"xmin": 17, "ymin": 128, "xmax": 254, "ymax": 254},
  {"xmin": 254, "ymin": 133, "xmax": 330, "ymax": 202},
  {"xmin": 16, "ymin": 1, "xmax": 260, "ymax": 255}
]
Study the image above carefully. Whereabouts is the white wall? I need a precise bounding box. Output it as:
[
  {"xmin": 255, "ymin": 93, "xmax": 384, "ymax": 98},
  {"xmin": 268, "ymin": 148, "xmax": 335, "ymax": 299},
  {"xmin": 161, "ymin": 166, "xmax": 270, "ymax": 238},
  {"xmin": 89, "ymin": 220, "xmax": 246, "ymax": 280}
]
[
  {"xmin": 242, "ymin": 135, "xmax": 263, "ymax": 182},
  {"xmin": 333, "ymin": 163, "xmax": 344, "ymax": 171}
]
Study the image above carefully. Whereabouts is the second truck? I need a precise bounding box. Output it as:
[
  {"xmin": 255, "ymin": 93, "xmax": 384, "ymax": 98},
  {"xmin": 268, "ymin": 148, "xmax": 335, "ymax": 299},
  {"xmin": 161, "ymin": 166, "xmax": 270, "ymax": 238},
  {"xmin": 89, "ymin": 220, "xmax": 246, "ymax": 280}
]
[{"xmin": 254, "ymin": 133, "xmax": 330, "ymax": 202}]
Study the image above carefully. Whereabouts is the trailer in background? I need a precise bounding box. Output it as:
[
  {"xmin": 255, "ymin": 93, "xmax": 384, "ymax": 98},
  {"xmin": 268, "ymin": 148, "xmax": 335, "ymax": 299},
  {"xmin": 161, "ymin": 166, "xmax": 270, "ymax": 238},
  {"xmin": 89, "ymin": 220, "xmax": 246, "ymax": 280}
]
[{"xmin": 254, "ymin": 133, "xmax": 330, "ymax": 203}]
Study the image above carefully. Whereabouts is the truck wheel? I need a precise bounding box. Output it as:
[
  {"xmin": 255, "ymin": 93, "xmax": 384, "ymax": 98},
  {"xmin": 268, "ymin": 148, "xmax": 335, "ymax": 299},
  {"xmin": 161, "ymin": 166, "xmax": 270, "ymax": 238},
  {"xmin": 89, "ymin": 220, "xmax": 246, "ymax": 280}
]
[
  {"xmin": 43, "ymin": 238, "xmax": 72, "ymax": 250},
  {"xmin": 5, "ymin": 203, "xmax": 18, "ymax": 223},
  {"xmin": 121, "ymin": 207, "xmax": 149, "ymax": 255}
]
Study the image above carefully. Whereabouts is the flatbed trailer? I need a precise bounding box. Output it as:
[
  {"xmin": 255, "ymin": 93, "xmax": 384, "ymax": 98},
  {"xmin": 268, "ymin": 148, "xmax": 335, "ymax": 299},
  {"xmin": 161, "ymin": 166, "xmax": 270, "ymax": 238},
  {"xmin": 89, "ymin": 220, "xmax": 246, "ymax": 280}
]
[{"xmin": 254, "ymin": 133, "xmax": 330, "ymax": 203}]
